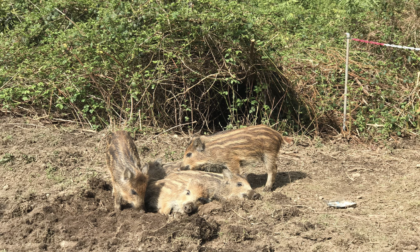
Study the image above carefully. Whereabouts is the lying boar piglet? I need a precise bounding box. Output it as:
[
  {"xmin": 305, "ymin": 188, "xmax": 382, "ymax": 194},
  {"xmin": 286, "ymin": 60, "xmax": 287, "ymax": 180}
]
[
  {"xmin": 145, "ymin": 178, "xmax": 208, "ymax": 215},
  {"xmin": 166, "ymin": 169, "xmax": 261, "ymax": 201}
]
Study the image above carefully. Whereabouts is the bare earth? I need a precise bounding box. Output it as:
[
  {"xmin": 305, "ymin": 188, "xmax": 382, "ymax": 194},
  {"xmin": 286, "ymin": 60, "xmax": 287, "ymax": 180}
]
[{"xmin": 0, "ymin": 115, "xmax": 420, "ymax": 252}]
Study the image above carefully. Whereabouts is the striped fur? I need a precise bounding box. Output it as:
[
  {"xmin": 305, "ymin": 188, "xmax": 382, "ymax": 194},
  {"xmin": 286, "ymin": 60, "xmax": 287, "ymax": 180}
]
[
  {"xmin": 147, "ymin": 160, "xmax": 226, "ymax": 181},
  {"xmin": 166, "ymin": 170, "xmax": 258, "ymax": 201},
  {"xmin": 106, "ymin": 131, "xmax": 149, "ymax": 211},
  {"xmin": 145, "ymin": 177, "xmax": 208, "ymax": 215},
  {"xmin": 182, "ymin": 125, "xmax": 285, "ymax": 191}
]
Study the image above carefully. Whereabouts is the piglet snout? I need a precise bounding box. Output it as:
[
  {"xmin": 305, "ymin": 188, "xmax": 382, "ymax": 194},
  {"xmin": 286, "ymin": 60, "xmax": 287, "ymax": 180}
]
[{"xmin": 183, "ymin": 202, "xmax": 194, "ymax": 214}]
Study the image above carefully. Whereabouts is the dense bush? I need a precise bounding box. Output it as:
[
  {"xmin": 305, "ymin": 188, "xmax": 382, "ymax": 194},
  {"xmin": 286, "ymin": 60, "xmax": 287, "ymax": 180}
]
[{"xmin": 1, "ymin": 0, "xmax": 420, "ymax": 139}]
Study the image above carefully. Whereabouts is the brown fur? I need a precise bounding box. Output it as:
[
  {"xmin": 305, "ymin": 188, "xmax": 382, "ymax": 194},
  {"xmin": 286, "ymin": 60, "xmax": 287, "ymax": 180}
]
[
  {"xmin": 106, "ymin": 131, "xmax": 149, "ymax": 211},
  {"xmin": 147, "ymin": 160, "xmax": 226, "ymax": 180},
  {"xmin": 166, "ymin": 169, "xmax": 259, "ymax": 201},
  {"xmin": 148, "ymin": 160, "xmax": 230, "ymax": 181},
  {"xmin": 161, "ymin": 160, "xmax": 182, "ymax": 176},
  {"xmin": 145, "ymin": 178, "xmax": 208, "ymax": 215},
  {"xmin": 182, "ymin": 125, "xmax": 289, "ymax": 191}
]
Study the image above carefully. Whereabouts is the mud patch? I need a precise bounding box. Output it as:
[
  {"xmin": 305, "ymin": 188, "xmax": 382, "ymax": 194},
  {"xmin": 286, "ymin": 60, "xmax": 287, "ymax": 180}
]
[
  {"xmin": 88, "ymin": 177, "xmax": 112, "ymax": 191},
  {"xmin": 141, "ymin": 215, "xmax": 219, "ymax": 249},
  {"xmin": 220, "ymin": 225, "xmax": 257, "ymax": 242},
  {"xmin": 271, "ymin": 207, "xmax": 301, "ymax": 221}
]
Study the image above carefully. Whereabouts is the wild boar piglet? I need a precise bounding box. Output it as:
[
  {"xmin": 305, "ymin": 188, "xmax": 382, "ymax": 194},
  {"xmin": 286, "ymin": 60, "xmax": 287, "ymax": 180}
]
[
  {"xmin": 106, "ymin": 131, "xmax": 149, "ymax": 211},
  {"xmin": 146, "ymin": 178, "xmax": 208, "ymax": 215},
  {"xmin": 182, "ymin": 125, "xmax": 292, "ymax": 191},
  {"xmin": 166, "ymin": 169, "xmax": 260, "ymax": 201}
]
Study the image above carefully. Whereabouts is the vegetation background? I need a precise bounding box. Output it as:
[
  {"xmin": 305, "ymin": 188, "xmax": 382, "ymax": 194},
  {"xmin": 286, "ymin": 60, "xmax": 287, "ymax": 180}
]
[{"xmin": 1, "ymin": 0, "xmax": 420, "ymax": 140}]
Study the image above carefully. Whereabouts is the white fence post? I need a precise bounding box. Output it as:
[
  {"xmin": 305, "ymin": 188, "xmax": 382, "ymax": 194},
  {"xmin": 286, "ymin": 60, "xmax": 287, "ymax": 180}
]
[{"xmin": 343, "ymin": 33, "xmax": 350, "ymax": 131}]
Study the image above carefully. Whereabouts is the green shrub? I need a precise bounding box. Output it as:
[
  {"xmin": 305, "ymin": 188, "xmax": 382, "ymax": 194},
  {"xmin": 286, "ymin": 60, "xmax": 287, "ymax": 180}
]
[
  {"xmin": 1, "ymin": 0, "xmax": 419, "ymax": 139},
  {"xmin": 0, "ymin": 0, "xmax": 302, "ymax": 132}
]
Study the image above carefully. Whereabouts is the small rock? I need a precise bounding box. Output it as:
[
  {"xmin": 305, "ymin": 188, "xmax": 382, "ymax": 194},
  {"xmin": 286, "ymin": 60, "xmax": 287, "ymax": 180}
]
[
  {"xmin": 173, "ymin": 134, "xmax": 178, "ymax": 138},
  {"xmin": 416, "ymin": 164, "xmax": 420, "ymax": 168},
  {"xmin": 60, "ymin": 241, "xmax": 77, "ymax": 249},
  {"xmin": 357, "ymin": 195, "xmax": 363, "ymax": 199},
  {"xmin": 352, "ymin": 173, "xmax": 361, "ymax": 178},
  {"xmin": 319, "ymin": 196, "xmax": 324, "ymax": 200},
  {"xmin": 3, "ymin": 185, "xmax": 9, "ymax": 190},
  {"xmin": 46, "ymin": 194, "xmax": 50, "ymax": 198}
]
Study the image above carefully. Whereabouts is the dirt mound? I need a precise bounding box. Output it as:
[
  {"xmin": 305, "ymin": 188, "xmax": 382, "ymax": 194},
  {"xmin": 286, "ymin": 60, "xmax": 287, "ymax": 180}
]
[
  {"xmin": 140, "ymin": 215, "xmax": 219, "ymax": 251},
  {"xmin": 1, "ymin": 176, "xmax": 289, "ymax": 251},
  {"xmin": 1, "ymin": 177, "xmax": 159, "ymax": 251}
]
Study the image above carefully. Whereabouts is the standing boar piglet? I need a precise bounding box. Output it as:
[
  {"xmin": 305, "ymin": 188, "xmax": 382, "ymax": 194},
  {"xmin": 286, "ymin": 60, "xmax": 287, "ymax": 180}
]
[
  {"xmin": 145, "ymin": 178, "xmax": 208, "ymax": 215},
  {"xmin": 106, "ymin": 131, "xmax": 149, "ymax": 211},
  {"xmin": 166, "ymin": 169, "xmax": 261, "ymax": 201},
  {"xmin": 182, "ymin": 125, "xmax": 292, "ymax": 192}
]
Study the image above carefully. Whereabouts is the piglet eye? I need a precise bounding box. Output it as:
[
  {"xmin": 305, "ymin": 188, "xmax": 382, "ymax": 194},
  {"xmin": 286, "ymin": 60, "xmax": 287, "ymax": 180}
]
[
  {"xmin": 237, "ymin": 182, "xmax": 243, "ymax": 187},
  {"xmin": 131, "ymin": 190, "xmax": 138, "ymax": 195},
  {"xmin": 186, "ymin": 190, "xmax": 191, "ymax": 195},
  {"xmin": 186, "ymin": 153, "xmax": 192, "ymax": 158}
]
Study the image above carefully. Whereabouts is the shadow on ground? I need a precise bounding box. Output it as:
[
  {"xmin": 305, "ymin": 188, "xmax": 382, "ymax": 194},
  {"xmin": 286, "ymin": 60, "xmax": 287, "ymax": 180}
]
[{"xmin": 247, "ymin": 171, "xmax": 308, "ymax": 191}]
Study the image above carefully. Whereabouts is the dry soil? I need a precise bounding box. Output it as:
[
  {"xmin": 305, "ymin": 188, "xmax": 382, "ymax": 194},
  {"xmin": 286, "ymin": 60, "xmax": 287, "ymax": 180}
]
[{"xmin": 0, "ymin": 115, "xmax": 420, "ymax": 251}]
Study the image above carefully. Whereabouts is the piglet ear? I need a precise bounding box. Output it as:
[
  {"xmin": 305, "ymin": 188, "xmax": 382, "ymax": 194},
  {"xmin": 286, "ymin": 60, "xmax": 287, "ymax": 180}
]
[
  {"xmin": 193, "ymin": 137, "xmax": 205, "ymax": 152},
  {"xmin": 141, "ymin": 163, "xmax": 149, "ymax": 175},
  {"xmin": 123, "ymin": 168, "xmax": 133, "ymax": 180},
  {"xmin": 222, "ymin": 169, "xmax": 233, "ymax": 181}
]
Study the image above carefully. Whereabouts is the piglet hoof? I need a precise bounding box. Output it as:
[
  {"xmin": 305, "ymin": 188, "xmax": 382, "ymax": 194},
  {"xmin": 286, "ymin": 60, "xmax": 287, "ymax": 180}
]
[{"xmin": 263, "ymin": 186, "xmax": 272, "ymax": 192}]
